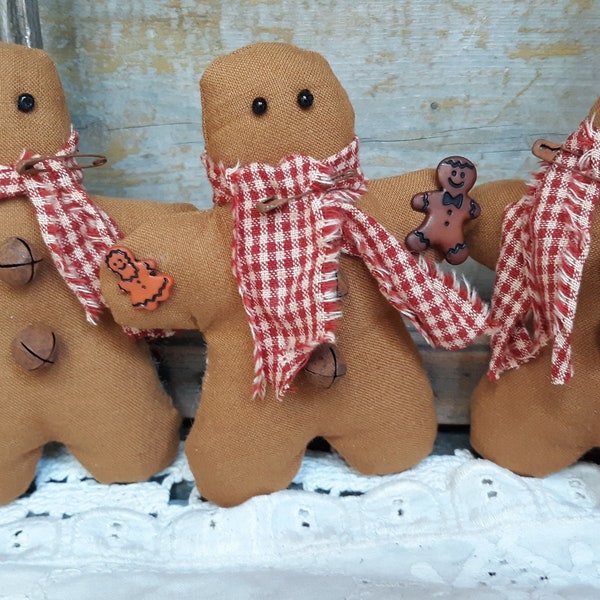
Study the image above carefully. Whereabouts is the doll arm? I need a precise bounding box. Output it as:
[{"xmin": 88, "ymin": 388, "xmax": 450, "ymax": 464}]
[
  {"xmin": 358, "ymin": 168, "xmax": 438, "ymax": 241},
  {"xmin": 410, "ymin": 191, "xmax": 429, "ymax": 212},
  {"xmin": 465, "ymin": 179, "xmax": 527, "ymax": 270},
  {"xmin": 94, "ymin": 195, "xmax": 197, "ymax": 236},
  {"xmin": 142, "ymin": 259, "xmax": 158, "ymax": 271},
  {"xmin": 469, "ymin": 198, "xmax": 482, "ymax": 220},
  {"xmin": 100, "ymin": 208, "xmax": 238, "ymax": 333},
  {"xmin": 100, "ymin": 211, "xmax": 201, "ymax": 331}
]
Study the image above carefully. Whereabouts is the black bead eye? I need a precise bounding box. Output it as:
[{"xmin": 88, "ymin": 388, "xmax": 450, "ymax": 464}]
[
  {"xmin": 252, "ymin": 97, "xmax": 268, "ymax": 115},
  {"xmin": 17, "ymin": 93, "xmax": 35, "ymax": 113},
  {"xmin": 297, "ymin": 89, "xmax": 314, "ymax": 109}
]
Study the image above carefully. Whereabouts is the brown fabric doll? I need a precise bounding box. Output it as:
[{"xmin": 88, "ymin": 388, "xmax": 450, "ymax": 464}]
[
  {"xmin": 465, "ymin": 97, "xmax": 600, "ymax": 476},
  {"xmin": 100, "ymin": 42, "xmax": 489, "ymax": 507},
  {"xmin": 0, "ymin": 42, "xmax": 194, "ymax": 505}
]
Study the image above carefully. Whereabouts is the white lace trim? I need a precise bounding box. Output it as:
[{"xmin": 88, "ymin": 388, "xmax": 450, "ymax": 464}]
[{"xmin": 1, "ymin": 444, "xmax": 599, "ymax": 595}]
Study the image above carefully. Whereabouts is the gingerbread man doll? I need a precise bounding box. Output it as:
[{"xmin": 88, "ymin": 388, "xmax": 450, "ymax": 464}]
[
  {"xmin": 465, "ymin": 96, "xmax": 600, "ymax": 476},
  {"xmin": 101, "ymin": 42, "xmax": 489, "ymax": 507},
  {"xmin": 0, "ymin": 42, "xmax": 194, "ymax": 504}
]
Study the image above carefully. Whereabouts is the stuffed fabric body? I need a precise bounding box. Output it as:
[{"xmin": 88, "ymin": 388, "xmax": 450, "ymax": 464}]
[
  {"xmin": 100, "ymin": 42, "xmax": 494, "ymax": 507},
  {"xmin": 465, "ymin": 98, "xmax": 600, "ymax": 477},
  {"xmin": 0, "ymin": 43, "xmax": 192, "ymax": 504}
]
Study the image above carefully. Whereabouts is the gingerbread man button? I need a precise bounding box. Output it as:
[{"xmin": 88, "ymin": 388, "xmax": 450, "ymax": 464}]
[
  {"xmin": 105, "ymin": 246, "xmax": 173, "ymax": 310},
  {"xmin": 405, "ymin": 156, "xmax": 480, "ymax": 265}
]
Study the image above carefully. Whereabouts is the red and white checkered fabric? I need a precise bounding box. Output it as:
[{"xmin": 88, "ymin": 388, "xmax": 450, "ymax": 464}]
[
  {"xmin": 204, "ymin": 138, "xmax": 488, "ymax": 398},
  {"xmin": 0, "ymin": 129, "xmax": 169, "ymax": 341},
  {"xmin": 489, "ymin": 118, "xmax": 600, "ymax": 384},
  {"xmin": 0, "ymin": 129, "xmax": 120, "ymax": 323},
  {"xmin": 340, "ymin": 204, "xmax": 488, "ymax": 349}
]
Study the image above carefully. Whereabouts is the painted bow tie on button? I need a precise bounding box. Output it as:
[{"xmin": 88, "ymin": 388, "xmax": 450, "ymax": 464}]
[
  {"xmin": 442, "ymin": 192, "xmax": 464, "ymax": 209},
  {"xmin": 204, "ymin": 137, "xmax": 489, "ymax": 398}
]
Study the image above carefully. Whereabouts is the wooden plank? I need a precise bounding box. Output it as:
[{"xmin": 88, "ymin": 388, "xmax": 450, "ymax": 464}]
[
  {"xmin": 420, "ymin": 342, "xmax": 489, "ymax": 425},
  {"xmin": 148, "ymin": 331, "xmax": 206, "ymax": 419},
  {"xmin": 0, "ymin": 0, "xmax": 42, "ymax": 47}
]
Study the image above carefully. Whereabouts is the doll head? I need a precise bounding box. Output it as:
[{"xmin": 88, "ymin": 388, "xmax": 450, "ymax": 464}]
[
  {"xmin": 0, "ymin": 42, "xmax": 71, "ymax": 165},
  {"xmin": 106, "ymin": 247, "xmax": 138, "ymax": 281},
  {"xmin": 200, "ymin": 42, "xmax": 356, "ymax": 167}
]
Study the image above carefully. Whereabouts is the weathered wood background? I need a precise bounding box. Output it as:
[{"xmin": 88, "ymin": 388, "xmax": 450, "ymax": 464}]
[
  {"xmin": 17, "ymin": 1, "xmax": 600, "ymax": 422},
  {"xmin": 37, "ymin": 1, "xmax": 599, "ymax": 207}
]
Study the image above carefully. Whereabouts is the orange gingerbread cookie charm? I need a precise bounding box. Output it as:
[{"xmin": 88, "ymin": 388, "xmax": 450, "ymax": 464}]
[
  {"xmin": 105, "ymin": 246, "xmax": 173, "ymax": 310},
  {"xmin": 405, "ymin": 156, "xmax": 480, "ymax": 265}
]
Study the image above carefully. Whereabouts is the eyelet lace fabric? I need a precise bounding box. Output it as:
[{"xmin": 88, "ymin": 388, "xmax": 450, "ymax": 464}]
[{"xmin": 1, "ymin": 443, "xmax": 599, "ymax": 598}]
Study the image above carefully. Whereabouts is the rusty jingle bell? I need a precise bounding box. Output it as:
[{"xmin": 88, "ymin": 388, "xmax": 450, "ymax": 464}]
[
  {"xmin": 0, "ymin": 237, "xmax": 41, "ymax": 287},
  {"xmin": 11, "ymin": 323, "xmax": 57, "ymax": 371}
]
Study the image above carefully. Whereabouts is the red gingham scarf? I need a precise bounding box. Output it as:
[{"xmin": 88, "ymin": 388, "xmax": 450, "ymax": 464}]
[
  {"xmin": 489, "ymin": 118, "xmax": 600, "ymax": 384},
  {"xmin": 0, "ymin": 129, "xmax": 169, "ymax": 343},
  {"xmin": 0, "ymin": 129, "xmax": 119, "ymax": 323},
  {"xmin": 204, "ymin": 138, "xmax": 488, "ymax": 398}
]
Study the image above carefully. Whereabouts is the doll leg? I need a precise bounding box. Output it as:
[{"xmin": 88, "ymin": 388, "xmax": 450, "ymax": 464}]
[
  {"xmin": 319, "ymin": 263, "xmax": 438, "ymax": 474},
  {"xmin": 470, "ymin": 348, "xmax": 594, "ymax": 477},
  {"xmin": 0, "ymin": 374, "xmax": 48, "ymax": 504},
  {"xmin": 323, "ymin": 334, "xmax": 437, "ymax": 475},
  {"xmin": 446, "ymin": 243, "xmax": 469, "ymax": 265},
  {"xmin": 185, "ymin": 333, "xmax": 328, "ymax": 508},
  {"xmin": 326, "ymin": 390, "xmax": 437, "ymax": 477},
  {"xmin": 53, "ymin": 326, "xmax": 181, "ymax": 483},
  {"xmin": 186, "ymin": 401, "xmax": 311, "ymax": 507},
  {"xmin": 0, "ymin": 438, "xmax": 44, "ymax": 505},
  {"xmin": 64, "ymin": 389, "xmax": 181, "ymax": 484},
  {"xmin": 185, "ymin": 320, "xmax": 334, "ymax": 507}
]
